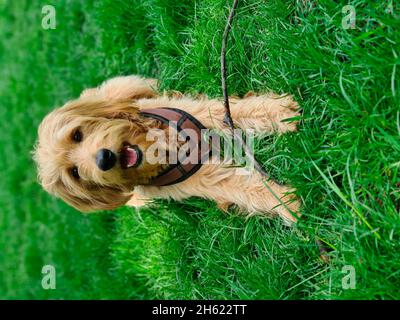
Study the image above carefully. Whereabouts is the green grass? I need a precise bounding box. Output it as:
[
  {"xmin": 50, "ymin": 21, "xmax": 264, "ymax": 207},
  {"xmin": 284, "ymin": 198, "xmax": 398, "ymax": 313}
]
[{"xmin": 0, "ymin": 0, "xmax": 399, "ymax": 299}]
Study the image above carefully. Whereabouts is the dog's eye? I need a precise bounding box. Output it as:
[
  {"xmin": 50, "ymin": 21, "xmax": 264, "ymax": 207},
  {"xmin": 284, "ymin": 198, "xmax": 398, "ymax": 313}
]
[
  {"xmin": 71, "ymin": 167, "xmax": 80, "ymax": 179},
  {"xmin": 72, "ymin": 129, "xmax": 82, "ymax": 142}
]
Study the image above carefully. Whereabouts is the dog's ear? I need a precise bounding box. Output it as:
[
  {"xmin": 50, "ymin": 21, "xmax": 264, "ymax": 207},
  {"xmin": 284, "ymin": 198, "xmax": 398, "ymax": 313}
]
[
  {"xmin": 62, "ymin": 98, "xmax": 143, "ymax": 123},
  {"xmin": 79, "ymin": 76, "xmax": 158, "ymax": 100},
  {"xmin": 55, "ymin": 180, "xmax": 132, "ymax": 213},
  {"xmin": 63, "ymin": 98, "xmax": 140, "ymax": 118},
  {"xmin": 102, "ymin": 101, "xmax": 143, "ymax": 123},
  {"xmin": 62, "ymin": 98, "xmax": 157, "ymax": 131},
  {"xmin": 100, "ymin": 100, "xmax": 157, "ymax": 131}
]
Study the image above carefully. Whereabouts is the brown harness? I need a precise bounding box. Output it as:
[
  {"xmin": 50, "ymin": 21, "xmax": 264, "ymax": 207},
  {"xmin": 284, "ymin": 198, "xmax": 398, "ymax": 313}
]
[{"xmin": 140, "ymin": 107, "xmax": 211, "ymax": 186}]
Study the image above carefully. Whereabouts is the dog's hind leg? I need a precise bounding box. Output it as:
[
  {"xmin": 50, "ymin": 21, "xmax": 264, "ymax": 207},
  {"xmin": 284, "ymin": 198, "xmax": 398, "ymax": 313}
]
[
  {"xmin": 205, "ymin": 166, "xmax": 301, "ymax": 224},
  {"xmin": 137, "ymin": 164, "xmax": 300, "ymax": 224},
  {"xmin": 80, "ymin": 75, "xmax": 159, "ymax": 100}
]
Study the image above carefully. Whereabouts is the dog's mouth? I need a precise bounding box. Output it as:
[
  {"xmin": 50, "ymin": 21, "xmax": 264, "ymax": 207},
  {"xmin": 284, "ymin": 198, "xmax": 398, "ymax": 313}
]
[{"xmin": 119, "ymin": 144, "xmax": 142, "ymax": 169}]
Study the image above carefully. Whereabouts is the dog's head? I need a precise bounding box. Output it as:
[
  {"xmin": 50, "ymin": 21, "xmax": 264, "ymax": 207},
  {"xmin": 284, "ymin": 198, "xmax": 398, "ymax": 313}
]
[{"xmin": 33, "ymin": 97, "xmax": 164, "ymax": 212}]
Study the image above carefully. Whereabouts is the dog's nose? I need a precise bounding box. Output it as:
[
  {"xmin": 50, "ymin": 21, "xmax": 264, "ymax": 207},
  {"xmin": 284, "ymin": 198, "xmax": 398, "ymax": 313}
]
[{"xmin": 96, "ymin": 149, "xmax": 117, "ymax": 171}]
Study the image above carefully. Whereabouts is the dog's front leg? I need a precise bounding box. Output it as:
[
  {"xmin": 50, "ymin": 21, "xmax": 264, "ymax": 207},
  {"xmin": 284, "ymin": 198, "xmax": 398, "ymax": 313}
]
[{"xmin": 136, "ymin": 93, "xmax": 299, "ymax": 135}]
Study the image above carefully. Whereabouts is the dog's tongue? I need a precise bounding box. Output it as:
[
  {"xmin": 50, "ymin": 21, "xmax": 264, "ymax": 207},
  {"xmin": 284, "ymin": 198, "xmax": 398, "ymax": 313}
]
[{"xmin": 123, "ymin": 146, "xmax": 138, "ymax": 168}]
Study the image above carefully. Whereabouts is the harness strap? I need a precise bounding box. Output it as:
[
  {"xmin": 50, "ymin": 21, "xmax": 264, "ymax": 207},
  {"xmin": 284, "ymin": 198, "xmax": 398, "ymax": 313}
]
[{"xmin": 140, "ymin": 107, "xmax": 209, "ymax": 186}]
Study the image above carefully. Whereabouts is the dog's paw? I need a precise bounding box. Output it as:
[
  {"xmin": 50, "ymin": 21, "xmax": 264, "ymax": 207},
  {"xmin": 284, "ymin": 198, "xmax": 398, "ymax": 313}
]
[
  {"xmin": 242, "ymin": 93, "xmax": 301, "ymax": 134},
  {"xmin": 217, "ymin": 201, "xmax": 235, "ymax": 213},
  {"xmin": 278, "ymin": 197, "xmax": 302, "ymax": 225},
  {"xmin": 125, "ymin": 193, "xmax": 151, "ymax": 208},
  {"xmin": 273, "ymin": 95, "xmax": 301, "ymax": 133}
]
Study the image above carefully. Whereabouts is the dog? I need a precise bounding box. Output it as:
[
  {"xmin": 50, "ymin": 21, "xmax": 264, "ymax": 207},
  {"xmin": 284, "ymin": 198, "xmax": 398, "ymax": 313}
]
[{"xmin": 33, "ymin": 75, "xmax": 301, "ymax": 224}]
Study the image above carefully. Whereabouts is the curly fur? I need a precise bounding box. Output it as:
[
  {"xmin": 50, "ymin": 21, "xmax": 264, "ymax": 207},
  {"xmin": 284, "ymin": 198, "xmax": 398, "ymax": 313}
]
[{"xmin": 33, "ymin": 75, "xmax": 301, "ymax": 224}]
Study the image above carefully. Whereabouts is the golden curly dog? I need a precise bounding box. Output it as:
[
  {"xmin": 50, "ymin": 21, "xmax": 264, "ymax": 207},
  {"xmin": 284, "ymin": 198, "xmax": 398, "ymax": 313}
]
[{"xmin": 33, "ymin": 75, "xmax": 301, "ymax": 224}]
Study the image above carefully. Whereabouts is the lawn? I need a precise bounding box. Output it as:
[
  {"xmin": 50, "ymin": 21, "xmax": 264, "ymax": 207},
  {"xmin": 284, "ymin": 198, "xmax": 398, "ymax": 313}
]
[{"xmin": 0, "ymin": 0, "xmax": 399, "ymax": 299}]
